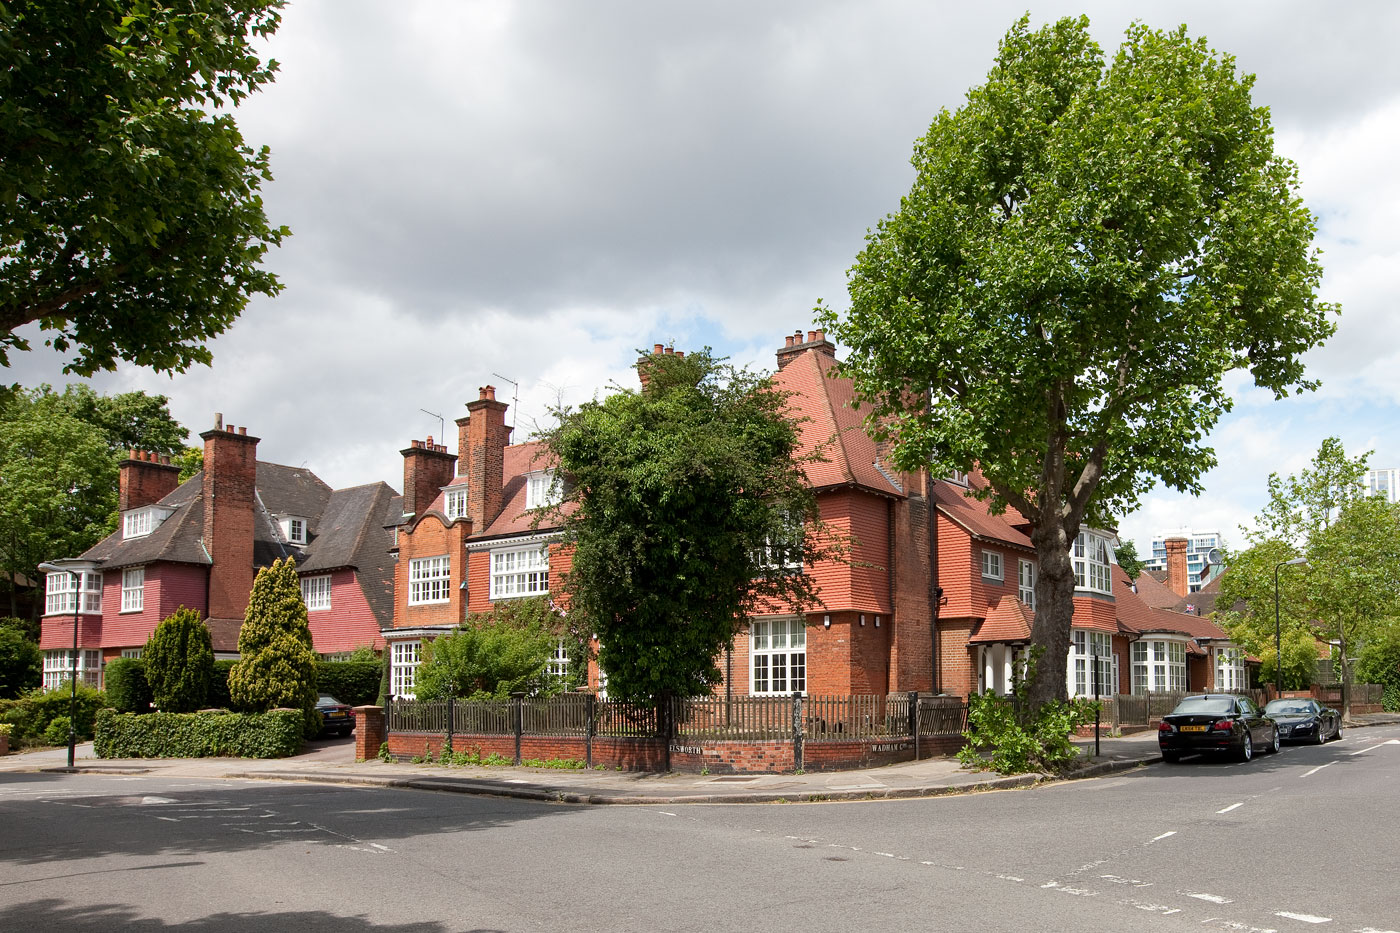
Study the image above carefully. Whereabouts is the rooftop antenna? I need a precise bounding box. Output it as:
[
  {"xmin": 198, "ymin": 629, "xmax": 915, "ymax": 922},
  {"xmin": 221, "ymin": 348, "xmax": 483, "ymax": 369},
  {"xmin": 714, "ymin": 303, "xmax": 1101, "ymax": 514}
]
[
  {"xmin": 490, "ymin": 373, "xmax": 519, "ymax": 431},
  {"xmin": 419, "ymin": 408, "xmax": 444, "ymax": 441}
]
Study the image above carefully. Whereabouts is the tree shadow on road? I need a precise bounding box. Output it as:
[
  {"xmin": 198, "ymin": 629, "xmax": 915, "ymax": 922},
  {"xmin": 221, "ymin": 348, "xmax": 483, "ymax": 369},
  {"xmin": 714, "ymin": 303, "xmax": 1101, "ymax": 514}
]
[{"xmin": 0, "ymin": 898, "xmax": 502, "ymax": 933}]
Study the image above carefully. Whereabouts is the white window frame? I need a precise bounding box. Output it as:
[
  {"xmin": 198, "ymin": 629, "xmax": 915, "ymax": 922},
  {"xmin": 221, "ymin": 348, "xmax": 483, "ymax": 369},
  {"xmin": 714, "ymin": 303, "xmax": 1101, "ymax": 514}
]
[
  {"xmin": 1069, "ymin": 630, "xmax": 1116, "ymax": 698},
  {"xmin": 546, "ymin": 638, "xmax": 569, "ymax": 680},
  {"xmin": 121, "ymin": 648, "xmax": 143, "ymax": 659},
  {"xmin": 280, "ymin": 516, "xmax": 307, "ymax": 546},
  {"xmin": 1214, "ymin": 647, "xmax": 1247, "ymax": 692},
  {"xmin": 444, "ymin": 488, "xmax": 469, "ymax": 520},
  {"xmin": 42, "ymin": 649, "xmax": 101, "ymax": 691},
  {"xmin": 45, "ymin": 571, "xmax": 102, "ymax": 615},
  {"xmin": 525, "ymin": 470, "xmax": 562, "ymax": 510},
  {"xmin": 390, "ymin": 640, "xmax": 421, "ymax": 699},
  {"xmin": 122, "ymin": 506, "xmax": 171, "ymax": 540},
  {"xmin": 120, "ymin": 567, "xmax": 144, "ymax": 613},
  {"xmin": 1131, "ymin": 639, "xmax": 1187, "ymax": 694},
  {"xmin": 980, "ymin": 549, "xmax": 1004, "ymax": 582},
  {"xmin": 750, "ymin": 617, "xmax": 807, "ymax": 696},
  {"xmin": 1074, "ymin": 530, "xmax": 1114, "ymax": 595},
  {"xmin": 1018, "ymin": 559, "xmax": 1036, "ymax": 608},
  {"xmin": 408, "ymin": 556, "xmax": 451, "ymax": 605},
  {"xmin": 489, "ymin": 545, "xmax": 549, "ymax": 599},
  {"xmin": 756, "ymin": 513, "xmax": 804, "ymax": 573},
  {"xmin": 301, "ymin": 574, "xmax": 332, "ymax": 612}
]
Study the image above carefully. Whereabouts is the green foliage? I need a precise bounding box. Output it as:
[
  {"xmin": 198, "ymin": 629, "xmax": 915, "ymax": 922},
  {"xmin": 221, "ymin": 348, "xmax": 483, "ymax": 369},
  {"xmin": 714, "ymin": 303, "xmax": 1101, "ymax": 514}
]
[
  {"xmin": 1114, "ymin": 540, "xmax": 1146, "ymax": 582},
  {"xmin": 958, "ymin": 679, "xmax": 1095, "ymax": 775},
  {"xmin": 1, "ymin": 615, "xmax": 39, "ymax": 642},
  {"xmin": 821, "ymin": 15, "xmax": 1335, "ymax": 708},
  {"xmin": 0, "ymin": 682, "xmax": 106, "ymax": 742},
  {"xmin": 208, "ymin": 659, "xmax": 237, "ymax": 709},
  {"xmin": 0, "ymin": 626, "xmax": 41, "ymax": 699},
  {"xmin": 416, "ymin": 598, "xmax": 562, "ymax": 701},
  {"xmin": 143, "ymin": 607, "xmax": 214, "ymax": 712},
  {"xmin": 377, "ymin": 741, "xmax": 392, "ymax": 762},
  {"xmin": 0, "ymin": 0, "xmax": 289, "ymax": 375},
  {"xmin": 1357, "ymin": 617, "xmax": 1400, "ymax": 711},
  {"xmin": 315, "ymin": 660, "xmax": 382, "ymax": 707},
  {"xmin": 94, "ymin": 708, "xmax": 302, "ymax": 759},
  {"xmin": 102, "ymin": 656, "xmax": 152, "ymax": 713},
  {"xmin": 44, "ymin": 715, "xmax": 72, "ymax": 746},
  {"xmin": 228, "ymin": 558, "xmax": 318, "ymax": 715},
  {"xmin": 545, "ymin": 349, "xmax": 829, "ymax": 703}
]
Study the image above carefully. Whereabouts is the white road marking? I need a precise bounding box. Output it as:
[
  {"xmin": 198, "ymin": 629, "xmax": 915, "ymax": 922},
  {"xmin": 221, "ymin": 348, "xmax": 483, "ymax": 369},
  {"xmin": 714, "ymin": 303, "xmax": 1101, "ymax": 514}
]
[
  {"xmin": 1349, "ymin": 740, "xmax": 1400, "ymax": 756},
  {"xmin": 1201, "ymin": 919, "xmax": 1277, "ymax": 932},
  {"xmin": 1132, "ymin": 902, "xmax": 1182, "ymax": 915},
  {"xmin": 654, "ymin": 811, "xmax": 676, "ymax": 817},
  {"xmin": 369, "ymin": 843, "xmax": 391, "ymax": 851},
  {"xmin": 997, "ymin": 874, "xmax": 1024, "ymax": 882},
  {"xmin": 1150, "ymin": 831, "xmax": 1177, "ymax": 843},
  {"xmin": 1217, "ymin": 803, "xmax": 1244, "ymax": 813},
  {"xmin": 140, "ymin": 796, "xmax": 177, "ymax": 805},
  {"xmin": 1302, "ymin": 762, "xmax": 1334, "ymax": 777},
  {"xmin": 1355, "ymin": 927, "xmax": 1400, "ymax": 932},
  {"xmin": 1276, "ymin": 911, "xmax": 1332, "ymax": 923},
  {"xmin": 1100, "ymin": 874, "xmax": 1152, "ymax": 887},
  {"xmin": 1187, "ymin": 892, "xmax": 1233, "ymax": 904}
]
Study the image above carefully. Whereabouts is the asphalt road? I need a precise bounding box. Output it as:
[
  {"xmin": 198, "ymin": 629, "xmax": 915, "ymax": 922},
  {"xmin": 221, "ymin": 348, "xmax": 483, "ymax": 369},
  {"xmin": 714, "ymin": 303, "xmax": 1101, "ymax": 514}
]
[{"xmin": 2, "ymin": 724, "xmax": 1397, "ymax": 933}]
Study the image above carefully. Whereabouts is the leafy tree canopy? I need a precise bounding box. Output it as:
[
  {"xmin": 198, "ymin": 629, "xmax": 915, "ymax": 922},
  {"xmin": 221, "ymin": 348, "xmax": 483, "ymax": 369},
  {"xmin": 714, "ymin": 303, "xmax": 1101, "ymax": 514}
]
[
  {"xmin": 143, "ymin": 607, "xmax": 214, "ymax": 712},
  {"xmin": 545, "ymin": 348, "xmax": 831, "ymax": 703},
  {"xmin": 228, "ymin": 558, "xmax": 318, "ymax": 715},
  {"xmin": 821, "ymin": 15, "xmax": 1335, "ymax": 707},
  {"xmin": 0, "ymin": 0, "xmax": 289, "ymax": 375},
  {"xmin": 415, "ymin": 597, "xmax": 569, "ymax": 701},
  {"xmin": 1114, "ymin": 539, "xmax": 1145, "ymax": 581},
  {"xmin": 0, "ymin": 624, "xmax": 42, "ymax": 699}
]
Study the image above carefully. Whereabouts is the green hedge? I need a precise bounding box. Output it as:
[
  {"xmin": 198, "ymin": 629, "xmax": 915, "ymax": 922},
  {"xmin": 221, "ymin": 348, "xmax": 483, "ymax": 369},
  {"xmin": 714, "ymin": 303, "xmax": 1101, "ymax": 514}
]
[
  {"xmin": 105, "ymin": 658, "xmax": 153, "ymax": 713},
  {"xmin": 0, "ymin": 684, "xmax": 107, "ymax": 743},
  {"xmin": 315, "ymin": 660, "xmax": 380, "ymax": 706},
  {"xmin": 94, "ymin": 708, "xmax": 303, "ymax": 759}
]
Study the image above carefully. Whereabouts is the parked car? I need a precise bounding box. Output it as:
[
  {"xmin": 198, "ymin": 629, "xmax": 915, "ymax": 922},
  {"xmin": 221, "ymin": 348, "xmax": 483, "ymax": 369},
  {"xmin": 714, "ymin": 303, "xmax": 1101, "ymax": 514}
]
[
  {"xmin": 316, "ymin": 694, "xmax": 355, "ymax": 738},
  {"xmin": 1263, "ymin": 697, "xmax": 1342, "ymax": 744},
  {"xmin": 1158, "ymin": 694, "xmax": 1280, "ymax": 763}
]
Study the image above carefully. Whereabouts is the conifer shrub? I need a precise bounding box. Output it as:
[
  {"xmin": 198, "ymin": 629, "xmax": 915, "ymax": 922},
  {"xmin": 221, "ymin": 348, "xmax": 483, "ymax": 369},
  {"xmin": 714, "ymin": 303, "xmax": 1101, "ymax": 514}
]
[
  {"xmin": 104, "ymin": 657, "xmax": 152, "ymax": 714},
  {"xmin": 144, "ymin": 608, "xmax": 214, "ymax": 712},
  {"xmin": 228, "ymin": 558, "xmax": 318, "ymax": 733}
]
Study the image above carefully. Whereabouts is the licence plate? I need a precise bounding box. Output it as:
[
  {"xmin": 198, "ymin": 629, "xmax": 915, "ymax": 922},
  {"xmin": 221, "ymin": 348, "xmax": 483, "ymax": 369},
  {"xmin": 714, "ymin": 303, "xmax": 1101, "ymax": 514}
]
[
  {"xmin": 1180, "ymin": 725, "xmax": 1208, "ymax": 732},
  {"xmin": 325, "ymin": 711, "xmax": 346, "ymax": 718}
]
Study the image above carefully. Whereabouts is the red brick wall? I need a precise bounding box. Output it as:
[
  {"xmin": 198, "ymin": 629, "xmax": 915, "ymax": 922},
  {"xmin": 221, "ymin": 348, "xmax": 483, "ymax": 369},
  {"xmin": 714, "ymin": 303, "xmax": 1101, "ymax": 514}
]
[
  {"xmin": 890, "ymin": 487, "xmax": 934, "ymax": 692},
  {"xmin": 119, "ymin": 453, "xmax": 181, "ymax": 511},
  {"xmin": 307, "ymin": 568, "xmax": 386, "ymax": 653},
  {"xmin": 354, "ymin": 707, "xmax": 385, "ymax": 761},
  {"xmin": 465, "ymin": 540, "xmax": 570, "ymax": 614},
  {"xmin": 936, "ymin": 617, "xmax": 978, "ymax": 697},
  {"xmin": 393, "ymin": 515, "xmax": 467, "ymax": 629},
  {"xmin": 464, "ymin": 389, "xmax": 511, "ymax": 529},
  {"xmin": 200, "ymin": 426, "xmax": 258, "ymax": 623}
]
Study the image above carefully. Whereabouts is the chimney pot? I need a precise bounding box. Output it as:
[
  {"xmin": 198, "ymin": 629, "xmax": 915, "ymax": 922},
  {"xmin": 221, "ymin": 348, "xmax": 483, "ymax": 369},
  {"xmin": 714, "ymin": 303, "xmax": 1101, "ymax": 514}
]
[
  {"xmin": 785, "ymin": 335, "xmax": 793, "ymax": 347},
  {"xmin": 214, "ymin": 412, "xmax": 223, "ymax": 431},
  {"xmin": 411, "ymin": 439, "xmax": 422, "ymax": 449},
  {"xmin": 794, "ymin": 329, "xmax": 803, "ymax": 342},
  {"xmin": 239, "ymin": 426, "xmax": 247, "ymax": 436},
  {"xmin": 427, "ymin": 435, "xmax": 434, "ymax": 447},
  {"xmin": 815, "ymin": 329, "xmax": 825, "ymax": 342},
  {"xmin": 808, "ymin": 330, "xmax": 817, "ymax": 343},
  {"xmin": 653, "ymin": 343, "xmax": 664, "ymax": 355},
  {"xmin": 675, "ymin": 350, "xmax": 684, "ymax": 358}
]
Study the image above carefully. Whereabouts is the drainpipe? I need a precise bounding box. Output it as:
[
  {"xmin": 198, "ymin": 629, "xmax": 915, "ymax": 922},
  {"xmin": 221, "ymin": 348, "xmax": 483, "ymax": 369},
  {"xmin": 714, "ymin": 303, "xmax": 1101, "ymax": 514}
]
[{"xmin": 929, "ymin": 479, "xmax": 943, "ymax": 694}]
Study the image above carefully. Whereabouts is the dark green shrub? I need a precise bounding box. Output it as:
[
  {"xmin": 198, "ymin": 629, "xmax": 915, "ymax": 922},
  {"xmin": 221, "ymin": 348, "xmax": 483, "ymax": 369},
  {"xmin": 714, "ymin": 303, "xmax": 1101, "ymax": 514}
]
[
  {"xmin": 0, "ymin": 683, "xmax": 106, "ymax": 742},
  {"xmin": 228, "ymin": 559, "xmax": 317, "ymax": 717},
  {"xmin": 315, "ymin": 660, "xmax": 380, "ymax": 706},
  {"xmin": 0, "ymin": 626, "xmax": 41, "ymax": 699},
  {"xmin": 94, "ymin": 708, "xmax": 302, "ymax": 759},
  {"xmin": 209, "ymin": 660, "xmax": 237, "ymax": 709},
  {"xmin": 144, "ymin": 607, "xmax": 214, "ymax": 712},
  {"xmin": 44, "ymin": 715, "xmax": 71, "ymax": 746},
  {"xmin": 104, "ymin": 657, "xmax": 152, "ymax": 713}
]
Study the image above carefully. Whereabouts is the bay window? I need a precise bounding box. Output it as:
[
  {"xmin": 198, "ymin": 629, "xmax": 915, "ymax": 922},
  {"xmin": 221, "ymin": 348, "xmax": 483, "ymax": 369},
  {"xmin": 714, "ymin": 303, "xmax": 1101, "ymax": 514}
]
[
  {"xmin": 1131, "ymin": 639, "xmax": 1186, "ymax": 693},
  {"xmin": 45, "ymin": 571, "xmax": 102, "ymax": 615}
]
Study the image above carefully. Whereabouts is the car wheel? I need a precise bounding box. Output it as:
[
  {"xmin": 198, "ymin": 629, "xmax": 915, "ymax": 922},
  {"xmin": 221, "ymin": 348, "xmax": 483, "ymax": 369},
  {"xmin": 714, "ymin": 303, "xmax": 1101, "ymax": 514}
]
[
  {"xmin": 1161, "ymin": 750, "xmax": 1181, "ymax": 764},
  {"xmin": 1268, "ymin": 727, "xmax": 1281, "ymax": 754},
  {"xmin": 1331, "ymin": 723, "xmax": 1343, "ymax": 742},
  {"xmin": 1237, "ymin": 731, "xmax": 1253, "ymax": 762}
]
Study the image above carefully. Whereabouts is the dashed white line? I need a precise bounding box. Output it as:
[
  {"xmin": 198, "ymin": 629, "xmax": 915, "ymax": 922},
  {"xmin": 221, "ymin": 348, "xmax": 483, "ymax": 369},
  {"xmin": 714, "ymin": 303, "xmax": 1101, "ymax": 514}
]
[
  {"xmin": 1150, "ymin": 831, "xmax": 1178, "ymax": 843},
  {"xmin": 1302, "ymin": 762, "xmax": 1334, "ymax": 777},
  {"xmin": 1275, "ymin": 911, "xmax": 1331, "ymax": 924},
  {"xmin": 1187, "ymin": 892, "xmax": 1233, "ymax": 904},
  {"xmin": 1218, "ymin": 803, "xmax": 1244, "ymax": 813}
]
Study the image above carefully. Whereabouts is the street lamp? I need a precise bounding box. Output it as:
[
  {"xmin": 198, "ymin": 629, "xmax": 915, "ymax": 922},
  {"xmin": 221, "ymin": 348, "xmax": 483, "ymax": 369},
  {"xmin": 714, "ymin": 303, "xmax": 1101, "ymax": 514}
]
[
  {"xmin": 38, "ymin": 558, "xmax": 99, "ymax": 770},
  {"xmin": 1274, "ymin": 556, "xmax": 1308, "ymax": 697}
]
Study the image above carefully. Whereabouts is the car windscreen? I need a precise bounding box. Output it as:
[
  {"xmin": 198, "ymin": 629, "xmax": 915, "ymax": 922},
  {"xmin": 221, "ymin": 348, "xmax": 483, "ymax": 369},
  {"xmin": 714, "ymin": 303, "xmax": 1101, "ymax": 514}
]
[
  {"xmin": 1265, "ymin": 701, "xmax": 1313, "ymax": 715},
  {"xmin": 1171, "ymin": 696, "xmax": 1235, "ymax": 715}
]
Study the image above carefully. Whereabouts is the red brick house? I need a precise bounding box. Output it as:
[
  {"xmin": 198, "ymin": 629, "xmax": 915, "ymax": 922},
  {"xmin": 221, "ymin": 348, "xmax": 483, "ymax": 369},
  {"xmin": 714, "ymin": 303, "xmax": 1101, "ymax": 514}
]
[{"xmin": 38, "ymin": 417, "xmax": 399, "ymax": 688}]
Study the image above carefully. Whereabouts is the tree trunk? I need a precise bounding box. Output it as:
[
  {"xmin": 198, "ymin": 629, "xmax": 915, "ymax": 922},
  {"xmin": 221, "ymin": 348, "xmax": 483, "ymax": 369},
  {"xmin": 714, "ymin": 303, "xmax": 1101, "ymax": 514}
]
[
  {"xmin": 1338, "ymin": 626, "xmax": 1351, "ymax": 723},
  {"xmin": 1027, "ymin": 520, "xmax": 1076, "ymax": 709}
]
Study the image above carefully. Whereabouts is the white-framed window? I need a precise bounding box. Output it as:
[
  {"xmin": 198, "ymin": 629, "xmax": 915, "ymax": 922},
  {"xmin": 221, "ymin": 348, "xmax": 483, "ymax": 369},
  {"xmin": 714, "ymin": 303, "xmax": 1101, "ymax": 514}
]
[
  {"xmin": 546, "ymin": 638, "xmax": 569, "ymax": 679},
  {"xmin": 120, "ymin": 567, "xmax": 144, "ymax": 613},
  {"xmin": 750, "ymin": 616, "xmax": 806, "ymax": 695},
  {"xmin": 756, "ymin": 513, "xmax": 804, "ymax": 572},
  {"xmin": 408, "ymin": 556, "xmax": 451, "ymax": 605},
  {"xmin": 121, "ymin": 648, "xmax": 143, "ymax": 659},
  {"xmin": 1069, "ymin": 630, "xmax": 1116, "ymax": 697},
  {"xmin": 390, "ymin": 640, "xmax": 421, "ymax": 699},
  {"xmin": 122, "ymin": 506, "xmax": 172, "ymax": 540},
  {"xmin": 1131, "ymin": 639, "xmax": 1186, "ymax": 694},
  {"xmin": 1074, "ymin": 530, "xmax": 1114, "ymax": 595},
  {"xmin": 525, "ymin": 470, "xmax": 562, "ymax": 510},
  {"xmin": 45, "ymin": 571, "xmax": 102, "ymax": 615},
  {"xmin": 981, "ymin": 550, "xmax": 1004, "ymax": 582},
  {"xmin": 280, "ymin": 516, "xmax": 307, "ymax": 545},
  {"xmin": 490, "ymin": 545, "xmax": 549, "ymax": 599},
  {"xmin": 1018, "ymin": 559, "xmax": 1036, "ymax": 608},
  {"xmin": 322, "ymin": 651, "xmax": 353, "ymax": 662},
  {"xmin": 301, "ymin": 574, "xmax": 332, "ymax": 611},
  {"xmin": 42, "ymin": 649, "xmax": 101, "ymax": 691},
  {"xmin": 1214, "ymin": 647, "xmax": 1247, "ymax": 691},
  {"xmin": 444, "ymin": 488, "xmax": 469, "ymax": 520},
  {"xmin": 946, "ymin": 470, "xmax": 969, "ymax": 485}
]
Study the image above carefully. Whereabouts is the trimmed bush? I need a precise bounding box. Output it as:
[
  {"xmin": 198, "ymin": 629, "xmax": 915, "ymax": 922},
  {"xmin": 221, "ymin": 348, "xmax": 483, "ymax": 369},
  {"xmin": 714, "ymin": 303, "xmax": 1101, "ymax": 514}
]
[
  {"xmin": 44, "ymin": 715, "xmax": 72, "ymax": 746},
  {"xmin": 229, "ymin": 559, "xmax": 318, "ymax": 721},
  {"xmin": 95, "ymin": 708, "xmax": 303, "ymax": 759},
  {"xmin": 315, "ymin": 660, "xmax": 381, "ymax": 706},
  {"xmin": 0, "ymin": 683, "xmax": 106, "ymax": 743},
  {"xmin": 145, "ymin": 607, "xmax": 214, "ymax": 712},
  {"xmin": 104, "ymin": 657, "xmax": 153, "ymax": 713}
]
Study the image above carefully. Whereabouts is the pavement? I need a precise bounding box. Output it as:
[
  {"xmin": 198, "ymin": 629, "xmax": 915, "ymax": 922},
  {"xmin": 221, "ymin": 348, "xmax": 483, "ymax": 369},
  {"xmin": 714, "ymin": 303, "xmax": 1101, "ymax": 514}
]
[{"xmin": 4, "ymin": 713, "xmax": 1398, "ymax": 805}]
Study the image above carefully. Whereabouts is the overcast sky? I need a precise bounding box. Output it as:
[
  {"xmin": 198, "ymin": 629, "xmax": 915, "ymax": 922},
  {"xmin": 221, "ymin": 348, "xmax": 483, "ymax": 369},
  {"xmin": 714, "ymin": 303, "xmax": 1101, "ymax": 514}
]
[{"xmin": 10, "ymin": 0, "xmax": 1400, "ymax": 556}]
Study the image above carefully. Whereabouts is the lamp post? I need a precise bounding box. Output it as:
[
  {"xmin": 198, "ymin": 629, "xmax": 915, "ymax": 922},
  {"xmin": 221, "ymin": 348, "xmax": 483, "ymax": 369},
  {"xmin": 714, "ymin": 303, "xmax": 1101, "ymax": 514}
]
[
  {"xmin": 1273, "ymin": 556, "xmax": 1308, "ymax": 698},
  {"xmin": 39, "ymin": 558, "xmax": 99, "ymax": 770}
]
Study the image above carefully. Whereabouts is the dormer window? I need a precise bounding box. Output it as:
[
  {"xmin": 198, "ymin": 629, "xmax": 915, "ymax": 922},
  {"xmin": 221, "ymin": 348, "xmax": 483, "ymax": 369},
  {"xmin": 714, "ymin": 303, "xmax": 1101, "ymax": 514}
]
[
  {"xmin": 444, "ymin": 488, "xmax": 469, "ymax": 520},
  {"xmin": 526, "ymin": 470, "xmax": 562, "ymax": 510},
  {"xmin": 946, "ymin": 470, "xmax": 969, "ymax": 485},
  {"xmin": 123, "ymin": 506, "xmax": 172, "ymax": 539},
  {"xmin": 281, "ymin": 516, "xmax": 308, "ymax": 545}
]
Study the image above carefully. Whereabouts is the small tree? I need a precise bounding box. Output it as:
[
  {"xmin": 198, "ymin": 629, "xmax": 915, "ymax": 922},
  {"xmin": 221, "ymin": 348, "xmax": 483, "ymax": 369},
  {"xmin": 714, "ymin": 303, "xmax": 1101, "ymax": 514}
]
[
  {"xmin": 415, "ymin": 597, "xmax": 562, "ymax": 701},
  {"xmin": 0, "ymin": 625, "xmax": 41, "ymax": 699},
  {"xmin": 228, "ymin": 558, "xmax": 318, "ymax": 719},
  {"xmin": 143, "ymin": 607, "xmax": 213, "ymax": 712}
]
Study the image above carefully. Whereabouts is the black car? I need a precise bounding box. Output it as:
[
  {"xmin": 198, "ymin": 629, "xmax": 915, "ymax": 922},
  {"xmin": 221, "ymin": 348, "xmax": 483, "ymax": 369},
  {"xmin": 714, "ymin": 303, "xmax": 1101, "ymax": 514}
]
[
  {"xmin": 316, "ymin": 694, "xmax": 355, "ymax": 738},
  {"xmin": 1158, "ymin": 694, "xmax": 1280, "ymax": 763},
  {"xmin": 1264, "ymin": 697, "xmax": 1342, "ymax": 744}
]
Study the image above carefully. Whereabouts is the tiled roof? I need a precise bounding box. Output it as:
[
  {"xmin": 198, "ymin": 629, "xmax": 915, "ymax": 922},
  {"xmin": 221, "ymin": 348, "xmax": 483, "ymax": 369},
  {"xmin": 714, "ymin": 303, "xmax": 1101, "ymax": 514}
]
[
  {"xmin": 1111, "ymin": 564, "xmax": 1229, "ymax": 648},
  {"xmin": 969, "ymin": 595, "xmax": 1033, "ymax": 644},
  {"xmin": 479, "ymin": 442, "xmax": 573, "ymax": 538},
  {"xmin": 1128, "ymin": 570, "xmax": 1183, "ymax": 609},
  {"xmin": 770, "ymin": 348, "xmax": 902, "ymax": 496},
  {"xmin": 933, "ymin": 481, "xmax": 1034, "ymax": 551},
  {"xmin": 1174, "ymin": 571, "xmax": 1228, "ymax": 617}
]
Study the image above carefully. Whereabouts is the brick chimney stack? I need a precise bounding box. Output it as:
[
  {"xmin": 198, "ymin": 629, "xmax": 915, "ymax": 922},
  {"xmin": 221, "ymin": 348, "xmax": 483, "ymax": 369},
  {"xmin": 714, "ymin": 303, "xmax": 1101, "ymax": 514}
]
[
  {"xmin": 1164, "ymin": 536, "xmax": 1190, "ymax": 597},
  {"xmin": 637, "ymin": 343, "xmax": 686, "ymax": 389},
  {"xmin": 200, "ymin": 416, "xmax": 260, "ymax": 623},
  {"xmin": 119, "ymin": 449, "xmax": 181, "ymax": 511},
  {"xmin": 464, "ymin": 386, "xmax": 511, "ymax": 529},
  {"xmin": 401, "ymin": 435, "xmax": 456, "ymax": 518},
  {"xmin": 775, "ymin": 328, "xmax": 836, "ymax": 370}
]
